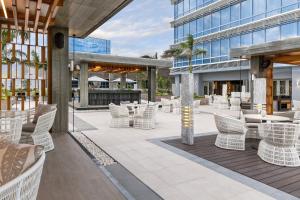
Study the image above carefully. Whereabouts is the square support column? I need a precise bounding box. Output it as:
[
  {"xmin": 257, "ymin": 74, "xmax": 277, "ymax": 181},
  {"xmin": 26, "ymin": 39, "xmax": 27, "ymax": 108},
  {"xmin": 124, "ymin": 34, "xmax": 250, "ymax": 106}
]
[
  {"xmin": 80, "ymin": 63, "xmax": 89, "ymax": 107},
  {"xmin": 193, "ymin": 73, "xmax": 199, "ymax": 96},
  {"xmin": 148, "ymin": 66, "xmax": 156, "ymax": 102},
  {"xmin": 48, "ymin": 26, "xmax": 69, "ymax": 133},
  {"xmin": 174, "ymin": 75, "xmax": 180, "ymax": 97},
  {"xmin": 120, "ymin": 73, "xmax": 127, "ymax": 89},
  {"xmin": 292, "ymin": 67, "xmax": 300, "ymax": 101}
]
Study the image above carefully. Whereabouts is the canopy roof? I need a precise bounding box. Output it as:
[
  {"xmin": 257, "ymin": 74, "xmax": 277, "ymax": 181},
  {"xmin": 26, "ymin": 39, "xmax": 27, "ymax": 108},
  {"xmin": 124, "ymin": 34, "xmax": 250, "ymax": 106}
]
[
  {"xmin": 112, "ymin": 78, "xmax": 136, "ymax": 83},
  {"xmin": 230, "ymin": 37, "xmax": 300, "ymax": 65},
  {"xmin": 88, "ymin": 76, "xmax": 108, "ymax": 82}
]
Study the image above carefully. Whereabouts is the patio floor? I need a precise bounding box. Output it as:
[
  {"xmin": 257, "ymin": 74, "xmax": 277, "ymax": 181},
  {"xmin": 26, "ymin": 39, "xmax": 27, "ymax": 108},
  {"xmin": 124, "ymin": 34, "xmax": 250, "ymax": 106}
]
[
  {"xmin": 74, "ymin": 108, "xmax": 277, "ymax": 200},
  {"xmin": 165, "ymin": 135, "xmax": 300, "ymax": 199},
  {"xmin": 37, "ymin": 133, "xmax": 126, "ymax": 200}
]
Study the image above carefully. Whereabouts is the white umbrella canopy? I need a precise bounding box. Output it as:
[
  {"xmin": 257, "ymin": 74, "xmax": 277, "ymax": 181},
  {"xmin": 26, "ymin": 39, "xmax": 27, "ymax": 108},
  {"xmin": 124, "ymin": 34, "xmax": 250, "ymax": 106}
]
[
  {"xmin": 88, "ymin": 76, "xmax": 108, "ymax": 82},
  {"xmin": 112, "ymin": 78, "xmax": 136, "ymax": 83}
]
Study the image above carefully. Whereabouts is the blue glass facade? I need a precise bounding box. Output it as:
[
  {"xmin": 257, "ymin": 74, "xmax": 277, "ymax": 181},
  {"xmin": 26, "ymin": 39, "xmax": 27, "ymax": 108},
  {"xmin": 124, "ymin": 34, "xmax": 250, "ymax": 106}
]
[
  {"xmin": 69, "ymin": 37, "xmax": 111, "ymax": 54},
  {"xmin": 173, "ymin": 0, "xmax": 300, "ymax": 68}
]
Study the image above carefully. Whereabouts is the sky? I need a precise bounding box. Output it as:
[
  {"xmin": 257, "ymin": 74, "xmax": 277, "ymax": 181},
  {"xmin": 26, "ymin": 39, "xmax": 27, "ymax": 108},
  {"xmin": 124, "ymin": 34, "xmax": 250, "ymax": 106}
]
[{"xmin": 90, "ymin": 0, "xmax": 173, "ymax": 58}]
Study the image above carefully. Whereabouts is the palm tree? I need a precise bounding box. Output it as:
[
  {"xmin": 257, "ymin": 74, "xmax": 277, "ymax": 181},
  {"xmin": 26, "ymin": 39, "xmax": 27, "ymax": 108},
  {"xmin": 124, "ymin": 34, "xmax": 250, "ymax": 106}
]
[
  {"xmin": 162, "ymin": 35, "xmax": 205, "ymax": 145},
  {"xmin": 162, "ymin": 35, "xmax": 205, "ymax": 73}
]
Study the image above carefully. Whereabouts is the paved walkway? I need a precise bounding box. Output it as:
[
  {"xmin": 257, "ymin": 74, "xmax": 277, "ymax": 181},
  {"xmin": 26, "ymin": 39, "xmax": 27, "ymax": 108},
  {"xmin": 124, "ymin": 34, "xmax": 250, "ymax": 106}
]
[{"xmin": 74, "ymin": 108, "xmax": 274, "ymax": 200}]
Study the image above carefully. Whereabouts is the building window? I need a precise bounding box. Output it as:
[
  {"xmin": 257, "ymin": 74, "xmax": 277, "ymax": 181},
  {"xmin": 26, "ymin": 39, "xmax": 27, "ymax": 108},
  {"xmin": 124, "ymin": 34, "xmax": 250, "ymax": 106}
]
[
  {"xmin": 184, "ymin": 0, "xmax": 190, "ymax": 13},
  {"xmin": 220, "ymin": 7, "xmax": 230, "ymax": 30},
  {"xmin": 220, "ymin": 38, "xmax": 229, "ymax": 61},
  {"xmin": 211, "ymin": 39, "xmax": 220, "ymax": 62},
  {"xmin": 203, "ymin": 42, "xmax": 211, "ymax": 63},
  {"xmin": 282, "ymin": 0, "xmax": 298, "ymax": 12},
  {"xmin": 267, "ymin": 0, "xmax": 281, "ymax": 17},
  {"xmin": 197, "ymin": 18, "xmax": 203, "ymax": 37},
  {"xmin": 190, "ymin": 0, "xmax": 197, "ymax": 11},
  {"xmin": 241, "ymin": 33, "xmax": 252, "ymax": 47},
  {"xmin": 230, "ymin": 35, "xmax": 240, "ymax": 48},
  {"xmin": 266, "ymin": 26, "xmax": 280, "ymax": 42},
  {"xmin": 190, "ymin": 20, "xmax": 197, "ymax": 37},
  {"xmin": 178, "ymin": 25, "xmax": 184, "ymax": 41},
  {"xmin": 177, "ymin": 1, "xmax": 184, "ymax": 17},
  {"xmin": 204, "ymin": 14, "xmax": 211, "ymax": 35},
  {"xmin": 211, "ymin": 11, "xmax": 220, "ymax": 33},
  {"xmin": 241, "ymin": 0, "xmax": 252, "ymax": 24},
  {"xmin": 281, "ymin": 22, "xmax": 298, "ymax": 39},
  {"xmin": 230, "ymin": 3, "xmax": 240, "ymax": 27},
  {"xmin": 253, "ymin": 29, "xmax": 265, "ymax": 45},
  {"xmin": 253, "ymin": 0, "xmax": 266, "ymax": 20},
  {"xmin": 184, "ymin": 23, "xmax": 190, "ymax": 38}
]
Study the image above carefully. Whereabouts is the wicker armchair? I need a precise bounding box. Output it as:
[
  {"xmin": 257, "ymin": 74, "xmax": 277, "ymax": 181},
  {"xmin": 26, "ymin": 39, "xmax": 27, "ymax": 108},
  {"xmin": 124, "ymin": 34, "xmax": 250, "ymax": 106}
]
[
  {"xmin": 161, "ymin": 98, "xmax": 172, "ymax": 113},
  {"xmin": 109, "ymin": 104, "xmax": 130, "ymax": 128},
  {"xmin": 258, "ymin": 123, "xmax": 300, "ymax": 167},
  {"xmin": 294, "ymin": 111, "xmax": 300, "ymax": 124},
  {"xmin": 0, "ymin": 152, "xmax": 45, "ymax": 200},
  {"xmin": 172, "ymin": 99, "xmax": 181, "ymax": 115},
  {"xmin": 0, "ymin": 118, "xmax": 23, "ymax": 144},
  {"xmin": 133, "ymin": 105, "xmax": 156, "ymax": 130},
  {"xmin": 21, "ymin": 109, "xmax": 57, "ymax": 152},
  {"xmin": 240, "ymin": 109, "xmax": 262, "ymax": 139},
  {"xmin": 214, "ymin": 114, "xmax": 247, "ymax": 150}
]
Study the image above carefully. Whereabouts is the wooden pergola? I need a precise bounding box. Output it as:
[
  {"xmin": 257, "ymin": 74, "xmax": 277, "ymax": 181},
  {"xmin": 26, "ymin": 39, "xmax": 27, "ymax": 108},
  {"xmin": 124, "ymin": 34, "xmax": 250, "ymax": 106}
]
[{"xmin": 231, "ymin": 37, "xmax": 300, "ymax": 114}]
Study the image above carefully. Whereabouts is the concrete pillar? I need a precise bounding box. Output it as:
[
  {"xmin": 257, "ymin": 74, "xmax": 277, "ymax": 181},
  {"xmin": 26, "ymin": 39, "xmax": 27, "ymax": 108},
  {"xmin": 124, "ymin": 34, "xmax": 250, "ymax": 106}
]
[
  {"xmin": 292, "ymin": 67, "xmax": 300, "ymax": 101},
  {"xmin": 48, "ymin": 26, "xmax": 69, "ymax": 133},
  {"xmin": 147, "ymin": 66, "xmax": 156, "ymax": 102},
  {"xmin": 193, "ymin": 73, "xmax": 199, "ymax": 96},
  {"xmin": 120, "ymin": 73, "xmax": 126, "ymax": 89},
  {"xmin": 174, "ymin": 75, "xmax": 180, "ymax": 97},
  {"xmin": 80, "ymin": 63, "xmax": 88, "ymax": 107},
  {"xmin": 249, "ymin": 56, "xmax": 262, "ymax": 109}
]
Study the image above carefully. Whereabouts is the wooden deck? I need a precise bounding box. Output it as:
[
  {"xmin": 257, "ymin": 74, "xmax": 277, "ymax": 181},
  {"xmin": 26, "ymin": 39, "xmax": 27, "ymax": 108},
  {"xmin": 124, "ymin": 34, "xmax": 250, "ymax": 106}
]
[
  {"xmin": 165, "ymin": 135, "xmax": 300, "ymax": 199},
  {"xmin": 37, "ymin": 133, "xmax": 125, "ymax": 200}
]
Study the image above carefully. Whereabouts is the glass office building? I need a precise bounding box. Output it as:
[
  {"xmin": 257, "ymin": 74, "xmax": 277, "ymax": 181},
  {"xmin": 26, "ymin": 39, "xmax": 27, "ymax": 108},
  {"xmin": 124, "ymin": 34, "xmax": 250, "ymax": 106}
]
[
  {"xmin": 69, "ymin": 37, "xmax": 111, "ymax": 54},
  {"xmin": 171, "ymin": 0, "xmax": 300, "ymax": 106}
]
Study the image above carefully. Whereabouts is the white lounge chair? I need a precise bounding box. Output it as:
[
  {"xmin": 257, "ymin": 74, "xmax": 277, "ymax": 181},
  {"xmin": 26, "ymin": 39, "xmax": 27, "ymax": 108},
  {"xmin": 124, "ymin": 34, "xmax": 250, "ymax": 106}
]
[
  {"xmin": 0, "ymin": 118, "xmax": 23, "ymax": 144},
  {"xmin": 214, "ymin": 114, "xmax": 247, "ymax": 151},
  {"xmin": 21, "ymin": 109, "xmax": 57, "ymax": 152},
  {"xmin": 109, "ymin": 104, "xmax": 130, "ymax": 128},
  {"xmin": 258, "ymin": 123, "xmax": 300, "ymax": 167},
  {"xmin": 0, "ymin": 152, "xmax": 45, "ymax": 200},
  {"xmin": 133, "ymin": 105, "xmax": 156, "ymax": 130}
]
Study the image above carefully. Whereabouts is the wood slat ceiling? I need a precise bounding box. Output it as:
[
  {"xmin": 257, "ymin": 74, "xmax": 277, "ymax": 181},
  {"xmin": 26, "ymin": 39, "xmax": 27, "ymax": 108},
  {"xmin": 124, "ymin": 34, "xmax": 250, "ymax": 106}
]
[{"xmin": 0, "ymin": 0, "xmax": 63, "ymax": 32}]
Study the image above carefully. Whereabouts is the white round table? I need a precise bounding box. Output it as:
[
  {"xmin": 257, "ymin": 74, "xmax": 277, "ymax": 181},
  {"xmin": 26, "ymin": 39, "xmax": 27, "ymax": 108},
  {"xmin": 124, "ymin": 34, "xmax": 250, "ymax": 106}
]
[{"xmin": 244, "ymin": 114, "xmax": 291, "ymax": 123}]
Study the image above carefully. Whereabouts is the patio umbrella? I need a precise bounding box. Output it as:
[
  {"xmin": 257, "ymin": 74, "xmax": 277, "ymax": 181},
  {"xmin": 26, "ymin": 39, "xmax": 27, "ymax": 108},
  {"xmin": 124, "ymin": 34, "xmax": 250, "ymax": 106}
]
[
  {"xmin": 88, "ymin": 76, "xmax": 108, "ymax": 82},
  {"xmin": 112, "ymin": 78, "xmax": 136, "ymax": 83}
]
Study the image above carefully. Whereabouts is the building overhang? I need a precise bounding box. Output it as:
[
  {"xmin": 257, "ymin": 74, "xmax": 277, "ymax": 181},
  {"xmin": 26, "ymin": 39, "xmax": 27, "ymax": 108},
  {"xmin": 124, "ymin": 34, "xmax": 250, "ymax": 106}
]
[
  {"xmin": 71, "ymin": 53, "xmax": 173, "ymax": 71},
  {"xmin": 230, "ymin": 37, "xmax": 300, "ymax": 65},
  {"xmin": 54, "ymin": 0, "xmax": 133, "ymax": 37}
]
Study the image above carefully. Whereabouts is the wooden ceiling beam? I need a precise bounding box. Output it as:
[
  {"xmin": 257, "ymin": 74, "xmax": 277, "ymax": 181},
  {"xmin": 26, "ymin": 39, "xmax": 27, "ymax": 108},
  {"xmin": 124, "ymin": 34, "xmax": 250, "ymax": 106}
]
[
  {"xmin": 43, "ymin": 0, "xmax": 60, "ymax": 33},
  {"xmin": 25, "ymin": 0, "xmax": 30, "ymax": 31},
  {"xmin": 272, "ymin": 55, "xmax": 300, "ymax": 64},
  {"xmin": 0, "ymin": 10, "xmax": 52, "ymax": 23},
  {"xmin": 33, "ymin": 0, "xmax": 42, "ymax": 32},
  {"xmin": 30, "ymin": 0, "xmax": 63, "ymax": 6},
  {"xmin": 12, "ymin": 0, "xmax": 18, "ymax": 30}
]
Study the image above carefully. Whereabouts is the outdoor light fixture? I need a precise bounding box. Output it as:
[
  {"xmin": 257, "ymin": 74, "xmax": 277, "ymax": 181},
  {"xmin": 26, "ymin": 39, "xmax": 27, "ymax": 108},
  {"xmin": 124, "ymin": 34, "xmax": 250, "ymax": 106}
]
[
  {"xmin": 1, "ymin": 0, "xmax": 7, "ymax": 19},
  {"xmin": 182, "ymin": 106, "xmax": 193, "ymax": 128}
]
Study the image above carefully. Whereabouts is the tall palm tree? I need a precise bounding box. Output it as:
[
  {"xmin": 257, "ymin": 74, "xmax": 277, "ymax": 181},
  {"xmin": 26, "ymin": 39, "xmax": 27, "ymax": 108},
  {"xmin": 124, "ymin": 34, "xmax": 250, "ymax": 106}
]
[
  {"xmin": 162, "ymin": 35, "xmax": 205, "ymax": 145},
  {"xmin": 162, "ymin": 35, "xmax": 205, "ymax": 72}
]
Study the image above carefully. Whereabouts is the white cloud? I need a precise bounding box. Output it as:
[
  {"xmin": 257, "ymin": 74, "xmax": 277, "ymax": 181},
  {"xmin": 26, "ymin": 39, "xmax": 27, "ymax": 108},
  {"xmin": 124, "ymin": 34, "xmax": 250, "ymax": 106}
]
[{"xmin": 89, "ymin": 0, "xmax": 173, "ymax": 58}]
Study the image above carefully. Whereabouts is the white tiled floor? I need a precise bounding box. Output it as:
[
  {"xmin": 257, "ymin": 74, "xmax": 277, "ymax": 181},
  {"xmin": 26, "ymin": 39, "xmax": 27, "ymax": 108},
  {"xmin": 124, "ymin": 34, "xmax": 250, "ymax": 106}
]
[{"xmin": 74, "ymin": 107, "xmax": 274, "ymax": 200}]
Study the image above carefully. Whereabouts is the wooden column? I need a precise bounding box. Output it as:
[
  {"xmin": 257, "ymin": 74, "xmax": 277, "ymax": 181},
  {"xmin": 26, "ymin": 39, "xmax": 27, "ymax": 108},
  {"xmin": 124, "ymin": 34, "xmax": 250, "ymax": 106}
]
[{"xmin": 264, "ymin": 63, "xmax": 273, "ymax": 115}]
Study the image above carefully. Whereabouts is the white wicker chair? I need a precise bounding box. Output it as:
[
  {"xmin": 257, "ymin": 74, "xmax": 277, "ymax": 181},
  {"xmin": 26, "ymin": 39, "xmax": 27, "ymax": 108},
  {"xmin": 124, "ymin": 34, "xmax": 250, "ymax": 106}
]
[
  {"xmin": 109, "ymin": 104, "xmax": 129, "ymax": 128},
  {"xmin": 161, "ymin": 98, "xmax": 172, "ymax": 113},
  {"xmin": 172, "ymin": 99, "xmax": 181, "ymax": 115},
  {"xmin": 0, "ymin": 118, "xmax": 23, "ymax": 144},
  {"xmin": 294, "ymin": 111, "xmax": 300, "ymax": 124},
  {"xmin": 0, "ymin": 152, "xmax": 45, "ymax": 200},
  {"xmin": 133, "ymin": 105, "xmax": 156, "ymax": 130},
  {"xmin": 230, "ymin": 98, "xmax": 241, "ymax": 111},
  {"xmin": 21, "ymin": 109, "xmax": 57, "ymax": 152},
  {"xmin": 214, "ymin": 114, "xmax": 247, "ymax": 151},
  {"xmin": 240, "ymin": 110, "xmax": 262, "ymax": 139},
  {"xmin": 258, "ymin": 123, "xmax": 300, "ymax": 167}
]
